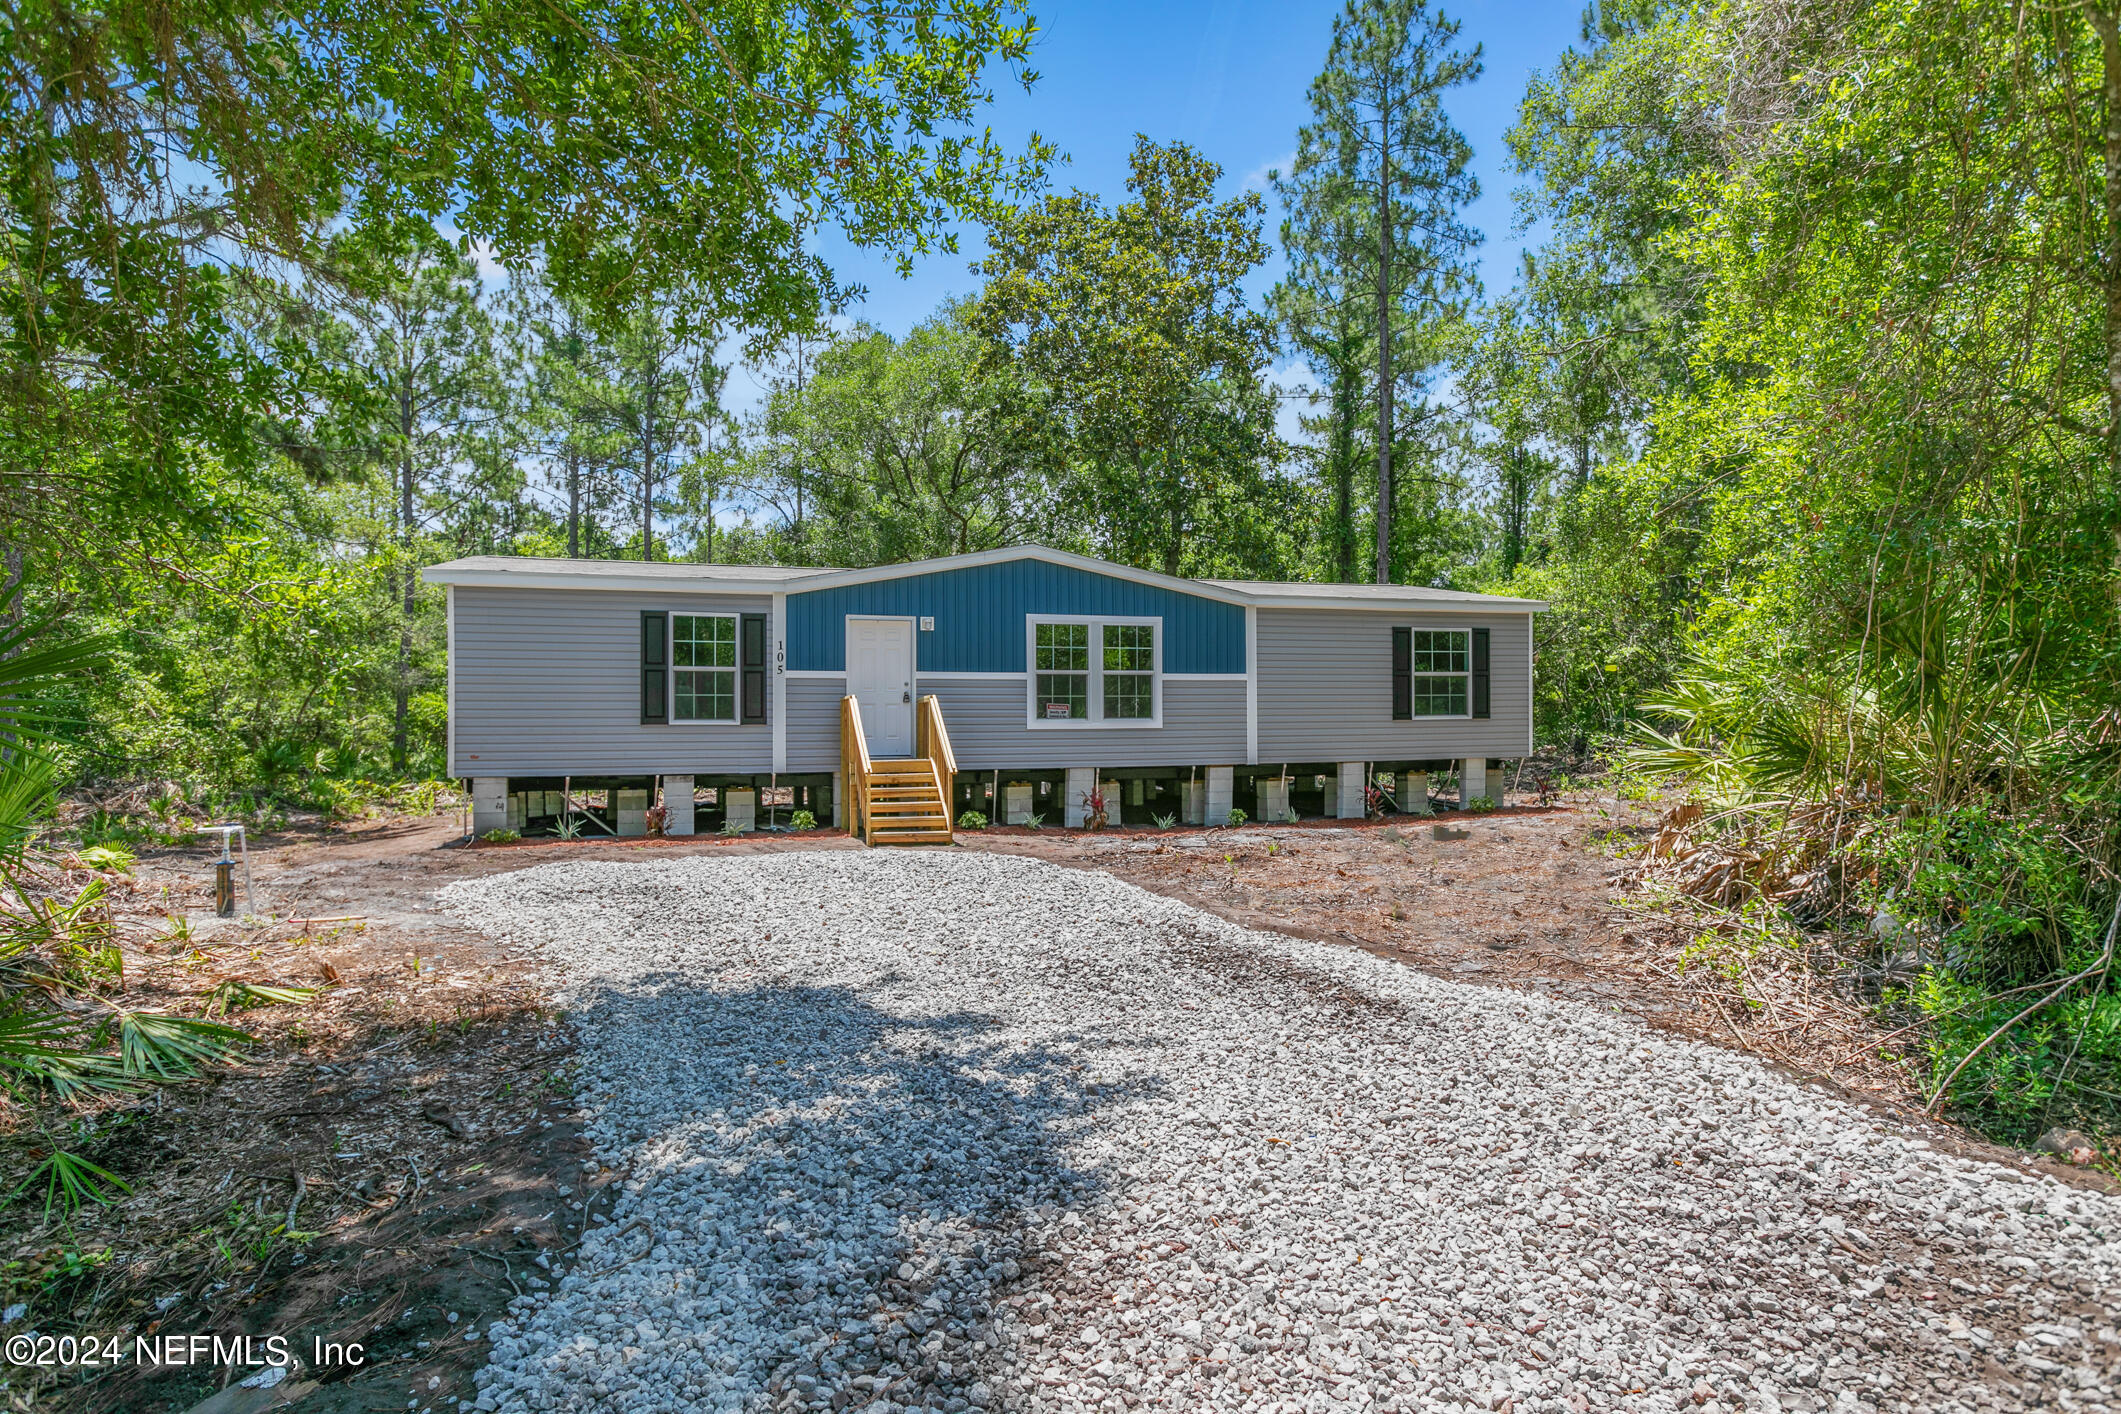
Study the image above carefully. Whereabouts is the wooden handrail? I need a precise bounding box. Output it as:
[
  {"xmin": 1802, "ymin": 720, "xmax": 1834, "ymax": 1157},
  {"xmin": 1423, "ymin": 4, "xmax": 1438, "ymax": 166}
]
[
  {"xmin": 841, "ymin": 695, "xmax": 873, "ymax": 843},
  {"xmin": 916, "ymin": 694, "xmax": 955, "ymax": 831}
]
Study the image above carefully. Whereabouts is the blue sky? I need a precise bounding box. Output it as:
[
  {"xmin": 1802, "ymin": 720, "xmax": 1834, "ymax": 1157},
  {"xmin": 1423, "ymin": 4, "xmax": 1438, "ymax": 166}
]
[{"xmin": 728, "ymin": 0, "xmax": 1589, "ymax": 414}]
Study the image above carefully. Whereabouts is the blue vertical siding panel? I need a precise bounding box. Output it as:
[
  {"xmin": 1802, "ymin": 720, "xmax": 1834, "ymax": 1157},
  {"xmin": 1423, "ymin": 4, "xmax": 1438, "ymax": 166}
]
[{"xmin": 785, "ymin": 560, "xmax": 1245, "ymax": 673}]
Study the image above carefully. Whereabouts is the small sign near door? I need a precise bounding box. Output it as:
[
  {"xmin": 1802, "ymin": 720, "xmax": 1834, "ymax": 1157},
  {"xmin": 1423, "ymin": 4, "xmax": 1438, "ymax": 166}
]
[{"xmin": 919, "ymin": 616, "xmax": 935, "ymax": 630}]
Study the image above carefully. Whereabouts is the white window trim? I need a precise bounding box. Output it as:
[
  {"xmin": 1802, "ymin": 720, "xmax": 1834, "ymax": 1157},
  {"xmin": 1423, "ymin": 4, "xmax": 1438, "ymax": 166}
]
[
  {"xmin": 1402, "ymin": 624, "xmax": 1475, "ymax": 720},
  {"xmin": 671, "ymin": 610, "xmax": 741, "ymax": 725},
  {"xmin": 1025, "ymin": 614, "xmax": 1163, "ymax": 729}
]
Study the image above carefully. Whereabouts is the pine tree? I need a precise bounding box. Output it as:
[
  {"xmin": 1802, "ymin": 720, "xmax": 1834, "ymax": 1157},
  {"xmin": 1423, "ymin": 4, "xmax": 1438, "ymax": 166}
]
[{"xmin": 1292, "ymin": 0, "xmax": 1481, "ymax": 583}]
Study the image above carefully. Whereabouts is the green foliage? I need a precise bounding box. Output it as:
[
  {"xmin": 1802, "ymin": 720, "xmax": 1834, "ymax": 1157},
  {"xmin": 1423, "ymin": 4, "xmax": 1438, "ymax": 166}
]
[
  {"xmin": 1225, "ymin": 809, "xmax": 1248, "ymax": 828},
  {"xmin": 2, "ymin": 0, "xmax": 1051, "ymax": 583},
  {"xmin": 480, "ymin": 828, "xmax": 521, "ymax": 844},
  {"xmin": 5, "ymin": 1151, "xmax": 132, "ymax": 1220},
  {"xmin": 741, "ymin": 306, "xmax": 1037, "ymax": 565},
  {"xmin": 114, "ymin": 1013, "xmax": 250, "ymax": 1080},
  {"xmin": 1152, "ymin": 812, "xmax": 1178, "ymax": 830},
  {"xmin": 789, "ymin": 810, "xmax": 818, "ymax": 831},
  {"xmin": 1465, "ymin": 796, "xmax": 1497, "ymax": 813},
  {"xmin": 205, "ymin": 982, "xmax": 321, "ymax": 1019},
  {"xmin": 1280, "ymin": 0, "xmax": 1483, "ymax": 584},
  {"xmin": 73, "ymin": 844, "xmax": 134, "ymax": 874},
  {"xmin": 974, "ymin": 137, "xmax": 1300, "ymax": 578},
  {"xmin": 955, "ymin": 811, "xmax": 988, "ymax": 830}
]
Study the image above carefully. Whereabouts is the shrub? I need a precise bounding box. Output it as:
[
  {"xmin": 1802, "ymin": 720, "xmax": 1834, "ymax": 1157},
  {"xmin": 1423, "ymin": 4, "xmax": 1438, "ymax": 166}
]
[
  {"xmin": 718, "ymin": 819, "xmax": 746, "ymax": 837},
  {"xmin": 790, "ymin": 809, "xmax": 818, "ymax": 831},
  {"xmin": 956, "ymin": 810, "xmax": 988, "ymax": 830},
  {"xmin": 1024, "ymin": 812, "xmax": 1045, "ymax": 831},
  {"xmin": 75, "ymin": 843, "xmax": 136, "ymax": 873},
  {"xmin": 1151, "ymin": 812, "xmax": 1177, "ymax": 830},
  {"xmin": 1225, "ymin": 808, "xmax": 1247, "ymax": 827},
  {"xmin": 480, "ymin": 828, "xmax": 520, "ymax": 844},
  {"xmin": 1466, "ymin": 795, "xmax": 1498, "ymax": 813}
]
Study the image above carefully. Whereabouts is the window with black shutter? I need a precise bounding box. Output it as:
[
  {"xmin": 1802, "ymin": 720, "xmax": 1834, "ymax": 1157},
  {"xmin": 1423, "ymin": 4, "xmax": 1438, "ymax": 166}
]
[
  {"xmin": 1471, "ymin": 627, "xmax": 1490, "ymax": 719},
  {"xmin": 640, "ymin": 611, "xmax": 669, "ymax": 725},
  {"xmin": 1391, "ymin": 627, "xmax": 1411, "ymax": 720},
  {"xmin": 740, "ymin": 612, "xmax": 767, "ymax": 724}
]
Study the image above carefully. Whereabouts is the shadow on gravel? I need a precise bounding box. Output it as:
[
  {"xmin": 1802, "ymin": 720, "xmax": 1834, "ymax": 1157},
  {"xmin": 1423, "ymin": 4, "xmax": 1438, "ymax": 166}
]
[{"xmin": 514, "ymin": 974, "xmax": 1151, "ymax": 1411}]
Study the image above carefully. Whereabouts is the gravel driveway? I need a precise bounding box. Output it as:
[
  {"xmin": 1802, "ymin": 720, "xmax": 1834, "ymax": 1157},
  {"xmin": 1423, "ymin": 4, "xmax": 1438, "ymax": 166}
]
[{"xmin": 441, "ymin": 851, "xmax": 2118, "ymax": 1414}]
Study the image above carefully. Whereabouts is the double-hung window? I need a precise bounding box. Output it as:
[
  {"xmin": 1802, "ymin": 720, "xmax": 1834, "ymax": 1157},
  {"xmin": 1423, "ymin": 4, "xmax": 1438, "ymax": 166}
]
[
  {"xmin": 1391, "ymin": 626, "xmax": 1488, "ymax": 719},
  {"xmin": 1035, "ymin": 622, "xmax": 1090, "ymax": 721},
  {"xmin": 672, "ymin": 613, "xmax": 737, "ymax": 722},
  {"xmin": 1028, "ymin": 617, "xmax": 1161, "ymax": 726}
]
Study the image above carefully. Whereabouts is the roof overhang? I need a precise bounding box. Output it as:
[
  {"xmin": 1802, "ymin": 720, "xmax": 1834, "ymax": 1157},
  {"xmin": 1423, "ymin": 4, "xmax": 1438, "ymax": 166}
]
[
  {"xmin": 422, "ymin": 564, "xmax": 801, "ymax": 594},
  {"xmin": 1238, "ymin": 593, "xmax": 1549, "ymax": 612},
  {"xmin": 423, "ymin": 545, "xmax": 1548, "ymax": 612},
  {"xmin": 779, "ymin": 543, "xmax": 1258, "ymax": 607}
]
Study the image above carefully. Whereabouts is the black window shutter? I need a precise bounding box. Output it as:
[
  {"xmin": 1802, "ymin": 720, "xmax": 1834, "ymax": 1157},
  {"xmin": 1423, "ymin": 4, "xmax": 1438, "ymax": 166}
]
[
  {"xmin": 1391, "ymin": 627, "xmax": 1411, "ymax": 720},
  {"xmin": 1471, "ymin": 627, "xmax": 1491, "ymax": 719},
  {"xmin": 740, "ymin": 612, "xmax": 767, "ymax": 724},
  {"xmin": 640, "ymin": 611, "xmax": 668, "ymax": 725}
]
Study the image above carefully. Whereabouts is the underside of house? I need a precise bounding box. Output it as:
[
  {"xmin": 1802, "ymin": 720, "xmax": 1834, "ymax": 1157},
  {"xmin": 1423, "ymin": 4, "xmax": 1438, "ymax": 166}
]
[{"xmin": 423, "ymin": 545, "xmax": 1545, "ymax": 844}]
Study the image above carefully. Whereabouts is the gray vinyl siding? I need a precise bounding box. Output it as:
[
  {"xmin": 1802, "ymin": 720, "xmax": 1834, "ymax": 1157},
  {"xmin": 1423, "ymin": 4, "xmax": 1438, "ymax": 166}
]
[
  {"xmin": 784, "ymin": 679, "xmax": 847, "ymax": 773},
  {"xmin": 449, "ymin": 586, "xmax": 771, "ymax": 775},
  {"xmin": 783, "ymin": 676, "xmax": 1246, "ymax": 771},
  {"xmin": 449, "ymin": 587, "xmax": 1534, "ymax": 777},
  {"xmin": 1255, "ymin": 608, "xmax": 1534, "ymax": 762}
]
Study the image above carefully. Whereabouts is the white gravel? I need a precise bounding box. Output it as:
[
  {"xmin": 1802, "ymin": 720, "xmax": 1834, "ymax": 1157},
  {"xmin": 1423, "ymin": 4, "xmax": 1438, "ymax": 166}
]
[{"xmin": 442, "ymin": 851, "xmax": 2120, "ymax": 1414}]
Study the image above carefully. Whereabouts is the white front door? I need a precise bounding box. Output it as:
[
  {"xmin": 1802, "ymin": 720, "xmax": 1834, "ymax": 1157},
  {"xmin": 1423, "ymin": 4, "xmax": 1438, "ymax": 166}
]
[{"xmin": 846, "ymin": 617, "xmax": 914, "ymax": 758}]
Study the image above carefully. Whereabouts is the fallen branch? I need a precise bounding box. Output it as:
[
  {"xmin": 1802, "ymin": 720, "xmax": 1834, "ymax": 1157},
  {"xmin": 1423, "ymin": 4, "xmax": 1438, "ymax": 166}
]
[{"xmin": 1926, "ymin": 895, "xmax": 2121, "ymax": 1118}]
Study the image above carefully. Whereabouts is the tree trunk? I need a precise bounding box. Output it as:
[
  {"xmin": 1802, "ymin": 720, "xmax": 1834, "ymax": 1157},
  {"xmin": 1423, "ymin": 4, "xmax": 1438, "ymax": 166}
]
[
  {"xmin": 1503, "ymin": 446, "xmax": 1527, "ymax": 575},
  {"xmin": 1165, "ymin": 488, "xmax": 1183, "ymax": 577},
  {"xmin": 641, "ymin": 365, "xmax": 658, "ymax": 563},
  {"xmin": 2095, "ymin": 8, "xmax": 2121, "ymax": 497},
  {"xmin": 1374, "ymin": 94, "xmax": 1395, "ymax": 586},
  {"xmin": 392, "ymin": 382, "xmax": 414, "ymax": 772},
  {"xmin": 566, "ymin": 442, "xmax": 580, "ymax": 558},
  {"xmin": 1333, "ymin": 344, "xmax": 1357, "ymax": 583}
]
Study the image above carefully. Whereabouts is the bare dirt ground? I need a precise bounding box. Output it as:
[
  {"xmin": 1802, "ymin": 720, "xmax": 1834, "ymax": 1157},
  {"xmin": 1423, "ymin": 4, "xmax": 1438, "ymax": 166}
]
[{"xmin": 5, "ymin": 793, "xmax": 2109, "ymax": 1413}]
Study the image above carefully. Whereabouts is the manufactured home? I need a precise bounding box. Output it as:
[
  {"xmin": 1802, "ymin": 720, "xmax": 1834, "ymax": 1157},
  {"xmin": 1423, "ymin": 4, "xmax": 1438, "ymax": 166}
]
[{"xmin": 423, "ymin": 545, "xmax": 1544, "ymax": 843}]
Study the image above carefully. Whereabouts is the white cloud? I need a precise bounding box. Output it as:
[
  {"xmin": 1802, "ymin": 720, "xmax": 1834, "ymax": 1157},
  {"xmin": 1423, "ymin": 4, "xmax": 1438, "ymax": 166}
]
[{"xmin": 1241, "ymin": 150, "xmax": 1297, "ymax": 194}]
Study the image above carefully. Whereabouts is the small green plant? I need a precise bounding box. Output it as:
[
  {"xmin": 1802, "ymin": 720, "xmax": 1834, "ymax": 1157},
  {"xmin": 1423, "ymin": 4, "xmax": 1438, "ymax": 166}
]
[
  {"xmin": 1024, "ymin": 812, "xmax": 1045, "ymax": 831},
  {"xmin": 205, "ymin": 981, "xmax": 319, "ymax": 1017},
  {"xmin": 74, "ymin": 843, "xmax": 135, "ymax": 874},
  {"xmin": 1466, "ymin": 796, "xmax": 1498, "ymax": 813},
  {"xmin": 955, "ymin": 810, "xmax": 988, "ymax": 830},
  {"xmin": 1225, "ymin": 808, "xmax": 1247, "ymax": 828},
  {"xmin": 553, "ymin": 815, "xmax": 586, "ymax": 840},
  {"xmin": 6, "ymin": 1151, "xmax": 132, "ymax": 1218},
  {"xmin": 1152, "ymin": 812, "xmax": 1177, "ymax": 830},
  {"xmin": 719, "ymin": 819, "xmax": 746, "ymax": 837},
  {"xmin": 790, "ymin": 809, "xmax": 818, "ymax": 830},
  {"xmin": 480, "ymin": 827, "xmax": 520, "ymax": 844}
]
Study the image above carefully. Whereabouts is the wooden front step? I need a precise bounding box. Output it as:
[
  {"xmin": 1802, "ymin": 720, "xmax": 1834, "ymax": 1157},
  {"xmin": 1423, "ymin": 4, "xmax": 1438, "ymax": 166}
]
[{"xmin": 859, "ymin": 757, "xmax": 952, "ymax": 846}]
